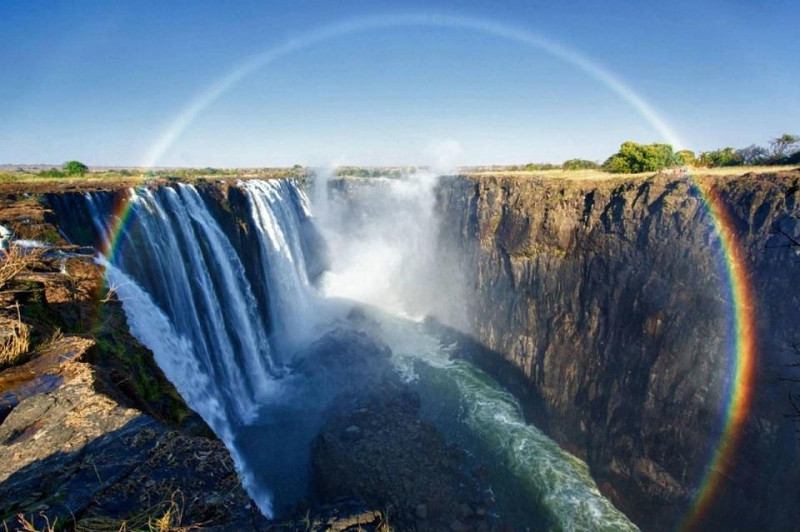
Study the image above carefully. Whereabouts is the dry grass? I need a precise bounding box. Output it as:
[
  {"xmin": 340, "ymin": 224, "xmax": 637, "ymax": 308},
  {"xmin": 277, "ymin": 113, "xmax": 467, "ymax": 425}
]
[
  {"xmin": 0, "ymin": 302, "xmax": 30, "ymax": 368},
  {"xmin": 685, "ymin": 164, "xmax": 799, "ymax": 177},
  {"xmin": 0, "ymin": 245, "xmax": 42, "ymax": 367},
  {"xmin": 74, "ymin": 490, "xmax": 200, "ymax": 532},
  {"xmin": 3, "ymin": 513, "xmax": 57, "ymax": 532},
  {"xmin": 34, "ymin": 328, "xmax": 64, "ymax": 354},
  {"xmin": 464, "ymin": 165, "xmax": 800, "ymax": 181},
  {"xmin": 0, "ymin": 172, "xmax": 146, "ymax": 185},
  {"xmin": 0, "ymin": 167, "xmax": 303, "ymax": 186},
  {"xmin": 0, "ymin": 245, "xmax": 43, "ymax": 291}
]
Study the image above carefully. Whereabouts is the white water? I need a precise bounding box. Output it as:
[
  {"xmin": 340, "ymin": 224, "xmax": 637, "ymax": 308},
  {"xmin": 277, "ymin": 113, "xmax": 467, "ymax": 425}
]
[
  {"xmin": 79, "ymin": 177, "xmax": 638, "ymax": 530},
  {"xmin": 100, "ymin": 259, "xmax": 274, "ymax": 516},
  {"xmin": 373, "ymin": 315, "xmax": 638, "ymax": 531},
  {"xmin": 242, "ymin": 179, "xmax": 320, "ymax": 352},
  {"xmin": 311, "ymin": 170, "xmax": 638, "ymax": 531},
  {"xmin": 315, "ymin": 170, "xmax": 467, "ymax": 326}
]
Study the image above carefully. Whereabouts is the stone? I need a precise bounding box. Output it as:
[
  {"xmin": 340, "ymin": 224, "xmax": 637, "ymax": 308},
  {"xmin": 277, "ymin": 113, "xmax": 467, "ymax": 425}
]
[
  {"xmin": 434, "ymin": 171, "xmax": 800, "ymax": 530},
  {"xmin": 415, "ymin": 503, "xmax": 428, "ymax": 520}
]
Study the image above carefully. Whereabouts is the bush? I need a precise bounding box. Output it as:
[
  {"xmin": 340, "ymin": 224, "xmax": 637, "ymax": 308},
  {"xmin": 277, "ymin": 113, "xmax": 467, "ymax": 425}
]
[
  {"xmin": 63, "ymin": 160, "xmax": 88, "ymax": 176},
  {"xmin": 697, "ymin": 148, "xmax": 743, "ymax": 167},
  {"xmin": 523, "ymin": 162, "xmax": 561, "ymax": 171},
  {"xmin": 563, "ymin": 159, "xmax": 599, "ymax": 170},
  {"xmin": 38, "ymin": 169, "xmax": 66, "ymax": 178},
  {"xmin": 602, "ymin": 141, "xmax": 682, "ymax": 173},
  {"xmin": 676, "ymin": 150, "xmax": 697, "ymax": 166}
]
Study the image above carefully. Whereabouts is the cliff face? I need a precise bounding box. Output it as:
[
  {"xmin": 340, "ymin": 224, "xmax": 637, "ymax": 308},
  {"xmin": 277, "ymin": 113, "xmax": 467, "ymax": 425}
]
[
  {"xmin": 0, "ymin": 192, "xmax": 266, "ymax": 530},
  {"xmin": 436, "ymin": 171, "xmax": 800, "ymax": 531}
]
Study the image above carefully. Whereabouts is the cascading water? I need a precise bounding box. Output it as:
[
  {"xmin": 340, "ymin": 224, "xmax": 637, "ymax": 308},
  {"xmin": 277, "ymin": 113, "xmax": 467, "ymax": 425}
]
[
  {"xmin": 61, "ymin": 180, "xmax": 323, "ymax": 517},
  {"xmin": 243, "ymin": 179, "xmax": 319, "ymax": 352},
  {"xmin": 55, "ymin": 176, "xmax": 639, "ymax": 530}
]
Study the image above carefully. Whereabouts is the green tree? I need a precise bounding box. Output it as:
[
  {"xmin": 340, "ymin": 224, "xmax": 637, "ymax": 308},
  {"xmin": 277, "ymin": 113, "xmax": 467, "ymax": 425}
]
[
  {"xmin": 676, "ymin": 150, "xmax": 697, "ymax": 166},
  {"xmin": 602, "ymin": 141, "xmax": 681, "ymax": 173},
  {"xmin": 697, "ymin": 148, "xmax": 743, "ymax": 167},
  {"xmin": 563, "ymin": 159, "xmax": 599, "ymax": 170},
  {"xmin": 63, "ymin": 160, "xmax": 88, "ymax": 176}
]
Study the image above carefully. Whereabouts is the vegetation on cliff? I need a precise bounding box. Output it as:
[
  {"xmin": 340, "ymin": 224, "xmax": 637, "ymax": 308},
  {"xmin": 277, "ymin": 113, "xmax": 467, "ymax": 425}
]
[{"xmin": 601, "ymin": 142, "xmax": 682, "ymax": 173}]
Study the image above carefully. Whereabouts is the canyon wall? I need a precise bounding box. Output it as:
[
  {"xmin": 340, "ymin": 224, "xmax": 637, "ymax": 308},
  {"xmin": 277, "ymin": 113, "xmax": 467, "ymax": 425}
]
[{"xmin": 436, "ymin": 171, "xmax": 800, "ymax": 531}]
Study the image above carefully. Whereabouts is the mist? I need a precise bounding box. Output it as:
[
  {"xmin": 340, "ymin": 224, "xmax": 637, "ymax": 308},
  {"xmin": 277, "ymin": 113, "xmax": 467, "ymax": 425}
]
[{"xmin": 311, "ymin": 165, "xmax": 468, "ymax": 329}]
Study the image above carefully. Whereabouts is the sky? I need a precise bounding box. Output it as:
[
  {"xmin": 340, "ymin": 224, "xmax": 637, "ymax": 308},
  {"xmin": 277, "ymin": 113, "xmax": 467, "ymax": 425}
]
[{"xmin": 1, "ymin": 0, "xmax": 798, "ymax": 167}]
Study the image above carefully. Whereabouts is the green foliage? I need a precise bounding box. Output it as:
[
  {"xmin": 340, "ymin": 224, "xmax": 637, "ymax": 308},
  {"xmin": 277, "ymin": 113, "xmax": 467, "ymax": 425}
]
[
  {"xmin": 523, "ymin": 162, "xmax": 560, "ymax": 171},
  {"xmin": 602, "ymin": 141, "xmax": 681, "ymax": 173},
  {"xmin": 63, "ymin": 160, "xmax": 88, "ymax": 176},
  {"xmin": 38, "ymin": 168, "xmax": 66, "ymax": 178},
  {"xmin": 676, "ymin": 150, "xmax": 697, "ymax": 166},
  {"xmin": 698, "ymin": 147, "xmax": 743, "ymax": 167},
  {"xmin": 562, "ymin": 159, "xmax": 599, "ymax": 170},
  {"xmin": 696, "ymin": 134, "xmax": 799, "ymax": 167}
]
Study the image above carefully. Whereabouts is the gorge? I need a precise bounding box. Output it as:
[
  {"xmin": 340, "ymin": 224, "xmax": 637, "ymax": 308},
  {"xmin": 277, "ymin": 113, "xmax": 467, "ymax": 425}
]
[{"xmin": 2, "ymin": 168, "xmax": 799, "ymax": 531}]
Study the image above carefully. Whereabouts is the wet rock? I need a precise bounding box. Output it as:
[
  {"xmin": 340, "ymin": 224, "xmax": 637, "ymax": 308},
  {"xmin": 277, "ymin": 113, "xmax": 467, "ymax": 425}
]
[
  {"xmin": 266, "ymin": 499, "xmax": 386, "ymax": 532},
  {"xmin": 0, "ymin": 335, "xmax": 94, "ymax": 423},
  {"xmin": 449, "ymin": 520, "xmax": 466, "ymax": 531},
  {"xmin": 416, "ymin": 503, "xmax": 428, "ymax": 520},
  {"xmin": 312, "ymin": 379, "xmax": 491, "ymax": 531}
]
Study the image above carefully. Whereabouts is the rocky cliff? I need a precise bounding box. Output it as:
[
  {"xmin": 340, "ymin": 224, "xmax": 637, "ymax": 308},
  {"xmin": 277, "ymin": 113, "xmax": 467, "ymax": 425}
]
[
  {"xmin": 0, "ymin": 183, "xmax": 384, "ymax": 532},
  {"xmin": 435, "ymin": 170, "xmax": 800, "ymax": 531}
]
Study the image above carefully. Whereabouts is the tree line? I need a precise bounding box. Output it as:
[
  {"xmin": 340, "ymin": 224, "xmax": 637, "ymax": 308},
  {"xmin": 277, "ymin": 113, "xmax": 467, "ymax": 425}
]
[
  {"xmin": 27, "ymin": 134, "xmax": 800, "ymax": 178},
  {"xmin": 598, "ymin": 133, "xmax": 800, "ymax": 174},
  {"xmin": 511, "ymin": 134, "xmax": 799, "ymax": 174}
]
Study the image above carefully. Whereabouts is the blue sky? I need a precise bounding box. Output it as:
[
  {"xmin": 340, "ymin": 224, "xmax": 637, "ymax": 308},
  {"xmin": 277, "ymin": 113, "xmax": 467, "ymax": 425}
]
[{"xmin": 1, "ymin": 0, "xmax": 798, "ymax": 167}]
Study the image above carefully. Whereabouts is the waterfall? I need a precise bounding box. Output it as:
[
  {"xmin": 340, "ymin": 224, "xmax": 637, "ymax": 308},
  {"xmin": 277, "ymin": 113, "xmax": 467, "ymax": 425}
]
[
  {"xmin": 242, "ymin": 179, "xmax": 319, "ymax": 352},
  {"xmin": 55, "ymin": 177, "xmax": 639, "ymax": 529},
  {"xmin": 67, "ymin": 180, "xmax": 318, "ymax": 517}
]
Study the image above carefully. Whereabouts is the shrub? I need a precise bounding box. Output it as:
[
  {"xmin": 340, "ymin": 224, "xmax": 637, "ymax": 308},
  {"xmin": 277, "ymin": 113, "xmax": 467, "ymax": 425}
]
[
  {"xmin": 523, "ymin": 162, "xmax": 561, "ymax": 171},
  {"xmin": 563, "ymin": 159, "xmax": 599, "ymax": 170},
  {"xmin": 602, "ymin": 141, "xmax": 682, "ymax": 173},
  {"xmin": 38, "ymin": 168, "xmax": 65, "ymax": 178},
  {"xmin": 676, "ymin": 150, "xmax": 697, "ymax": 166},
  {"xmin": 697, "ymin": 147, "xmax": 743, "ymax": 167},
  {"xmin": 63, "ymin": 160, "xmax": 88, "ymax": 176}
]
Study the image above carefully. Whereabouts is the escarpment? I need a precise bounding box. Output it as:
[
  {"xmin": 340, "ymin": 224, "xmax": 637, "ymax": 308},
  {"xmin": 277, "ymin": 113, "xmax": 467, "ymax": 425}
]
[
  {"xmin": 435, "ymin": 170, "xmax": 800, "ymax": 530},
  {"xmin": 4, "ymin": 171, "xmax": 800, "ymax": 532}
]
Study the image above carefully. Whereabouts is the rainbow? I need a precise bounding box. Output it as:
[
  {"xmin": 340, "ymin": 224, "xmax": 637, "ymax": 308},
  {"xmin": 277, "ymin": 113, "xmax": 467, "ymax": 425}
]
[
  {"xmin": 679, "ymin": 176, "xmax": 758, "ymax": 530},
  {"xmin": 119, "ymin": 13, "xmax": 758, "ymax": 530},
  {"xmin": 95, "ymin": 187, "xmax": 144, "ymax": 265}
]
